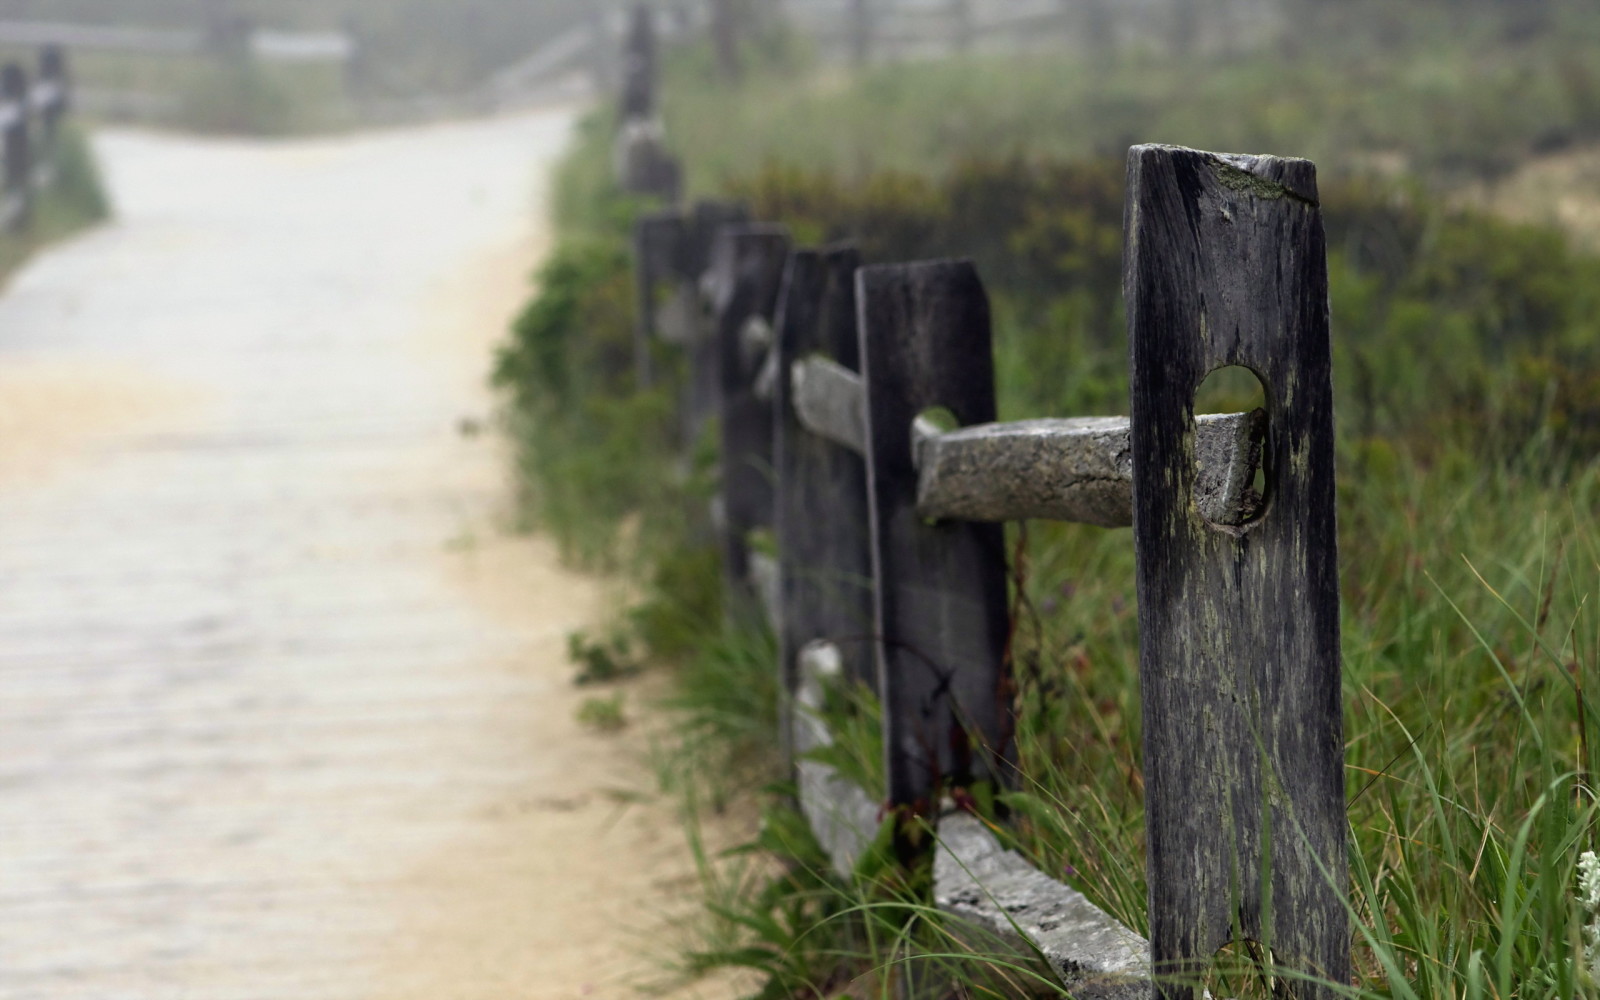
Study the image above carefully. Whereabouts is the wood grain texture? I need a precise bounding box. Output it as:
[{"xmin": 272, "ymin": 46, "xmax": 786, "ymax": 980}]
[
  {"xmin": 914, "ymin": 411, "xmax": 1264, "ymax": 527},
  {"xmin": 774, "ymin": 246, "xmax": 875, "ymax": 748},
  {"xmin": 713, "ymin": 225, "xmax": 792, "ymax": 622},
  {"xmin": 856, "ymin": 260, "xmax": 1012, "ymax": 824},
  {"xmin": 1125, "ymin": 144, "xmax": 1346, "ymax": 999}
]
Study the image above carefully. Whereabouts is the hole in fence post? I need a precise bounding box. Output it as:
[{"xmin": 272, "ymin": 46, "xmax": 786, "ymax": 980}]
[
  {"xmin": 913, "ymin": 405, "xmax": 960, "ymax": 436},
  {"xmin": 1194, "ymin": 365, "xmax": 1269, "ymax": 529},
  {"xmin": 911, "ymin": 404, "xmax": 961, "ymax": 465}
]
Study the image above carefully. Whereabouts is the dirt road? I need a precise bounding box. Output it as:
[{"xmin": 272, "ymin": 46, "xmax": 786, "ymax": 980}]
[{"xmin": 0, "ymin": 113, "xmax": 741, "ymax": 999}]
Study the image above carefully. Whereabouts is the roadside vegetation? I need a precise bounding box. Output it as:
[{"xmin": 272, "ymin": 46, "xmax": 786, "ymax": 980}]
[
  {"xmin": 496, "ymin": 2, "xmax": 1600, "ymax": 996},
  {"xmin": 0, "ymin": 125, "xmax": 109, "ymax": 284}
]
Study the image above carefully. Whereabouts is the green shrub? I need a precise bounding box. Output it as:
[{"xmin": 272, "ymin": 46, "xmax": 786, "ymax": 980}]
[{"xmin": 0, "ymin": 125, "xmax": 110, "ymax": 285}]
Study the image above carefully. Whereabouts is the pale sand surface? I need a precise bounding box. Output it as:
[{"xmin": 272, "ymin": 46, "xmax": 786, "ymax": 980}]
[{"xmin": 0, "ymin": 114, "xmax": 748, "ymax": 999}]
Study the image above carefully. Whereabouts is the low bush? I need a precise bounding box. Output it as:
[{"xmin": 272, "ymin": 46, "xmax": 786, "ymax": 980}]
[{"xmin": 0, "ymin": 125, "xmax": 110, "ymax": 284}]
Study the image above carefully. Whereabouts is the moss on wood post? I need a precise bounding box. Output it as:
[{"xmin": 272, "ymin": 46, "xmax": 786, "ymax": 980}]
[{"xmin": 1125, "ymin": 144, "xmax": 1346, "ymax": 1000}]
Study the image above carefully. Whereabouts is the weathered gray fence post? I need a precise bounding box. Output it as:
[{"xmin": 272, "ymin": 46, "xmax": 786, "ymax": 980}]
[
  {"xmin": 856, "ymin": 260, "xmax": 1012, "ymax": 847},
  {"xmin": 620, "ymin": 4, "xmax": 657, "ymax": 121},
  {"xmin": 633, "ymin": 208, "xmax": 687, "ymax": 388},
  {"xmin": 1, "ymin": 63, "xmax": 31, "ymax": 232},
  {"xmin": 35, "ymin": 46, "xmax": 67, "ymax": 185},
  {"xmin": 711, "ymin": 225, "xmax": 792, "ymax": 621},
  {"xmin": 774, "ymin": 244, "xmax": 874, "ymax": 734},
  {"xmin": 634, "ymin": 201, "xmax": 751, "ymax": 440},
  {"xmin": 614, "ymin": 4, "xmax": 681, "ymax": 202},
  {"xmin": 1125, "ymin": 145, "xmax": 1346, "ymax": 999},
  {"xmin": 671, "ymin": 200, "xmax": 750, "ymax": 448}
]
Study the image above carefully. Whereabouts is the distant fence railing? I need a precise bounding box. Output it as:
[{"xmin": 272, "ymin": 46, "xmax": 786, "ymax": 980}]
[
  {"xmin": 0, "ymin": 45, "xmax": 72, "ymax": 233},
  {"xmin": 628, "ymin": 147, "xmax": 1348, "ymax": 997}
]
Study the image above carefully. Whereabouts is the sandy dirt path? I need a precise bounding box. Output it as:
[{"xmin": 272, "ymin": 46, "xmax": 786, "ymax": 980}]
[{"xmin": 0, "ymin": 113, "xmax": 743, "ymax": 999}]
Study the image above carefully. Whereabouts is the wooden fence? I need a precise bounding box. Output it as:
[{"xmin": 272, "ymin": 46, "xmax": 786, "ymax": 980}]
[
  {"xmin": 629, "ymin": 146, "xmax": 1348, "ymax": 998},
  {"xmin": 0, "ymin": 45, "xmax": 71, "ymax": 233}
]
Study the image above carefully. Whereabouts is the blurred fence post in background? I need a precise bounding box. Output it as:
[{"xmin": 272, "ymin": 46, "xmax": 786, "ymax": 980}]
[
  {"xmin": 0, "ymin": 45, "xmax": 76, "ymax": 232},
  {"xmin": 614, "ymin": 5, "xmax": 682, "ymax": 232},
  {"xmin": 33, "ymin": 46, "xmax": 68, "ymax": 188},
  {"xmin": 1, "ymin": 63, "xmax": 31, "ymax": 232},
  {"xmin": 1126, "ymin": 144, "xmax": 1347, "ymax": 1000},
  {"xmin": 620, "ymin": 4, "xmax": 657, "ymax": 121},
  {"xmin": 711, "ymin": 225, "xmax": 792, "ymax": 623}
]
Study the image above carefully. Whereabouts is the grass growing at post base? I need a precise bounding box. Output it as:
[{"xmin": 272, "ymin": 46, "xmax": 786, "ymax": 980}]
[{"xmin": 0, "ymin": 126, "xmax": 110, "ymax": 284}]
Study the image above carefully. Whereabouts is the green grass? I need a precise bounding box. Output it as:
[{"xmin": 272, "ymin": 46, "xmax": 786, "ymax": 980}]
[
  {"xmin": 0, "ymin": 125, "xmax": 110, "ymax": 284},
  {"xmin": 663, "ymin": 0, "xmax": 1600, "ymax": 195}
]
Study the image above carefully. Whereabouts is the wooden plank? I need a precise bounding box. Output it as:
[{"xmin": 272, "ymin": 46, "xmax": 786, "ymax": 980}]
[
  {"xmin": 774, "ymin": 245, "xmax": 875, "ymax": 726},
  {"xmin": 793, "ymin": 642, "xmax": 881, "ymax": 877},
  {"xmin": 713, "ymin": 225, "xmax": 792, "ymax": 621},
  {"xmin": 915, "ymin": 411, "xmax": 1264, "ymax": 527},
  {"xmin": 790, "ymin": 355, "xmax": 867, "ymax": 456},
  {"xmin": 787, "ymin": 363, "xmax": 1265, "ymax": 526},
  {"xmin": 1125, "ymin": 144, "xmax": 1346, "ymax": 999},
  {"xmin": 857, "ymin": 259, "xmax": 1011, "ymax": 833},
  {"xmin": 935, "ymin": 812, "xmax": 1148, "ymax": 993}
]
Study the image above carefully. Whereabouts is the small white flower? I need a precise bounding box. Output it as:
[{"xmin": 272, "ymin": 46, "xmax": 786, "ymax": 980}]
[{"xmin": 1579, "ymin": 851, "xmax": 1600, "ymax": 978}]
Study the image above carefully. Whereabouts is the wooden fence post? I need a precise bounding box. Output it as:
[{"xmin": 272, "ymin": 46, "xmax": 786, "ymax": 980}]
[
  {"xmin": 614, "ymin": 4, "xmax": 681, "ymax": 203},
  {"xmin": 774, "ymin": 245, "xmax": 874, "ymax": 749},
  {"xmin": 672, "ymin": 200, "xmax": 752, "ymax": 448},
  {"xmin": 620, "ymin": 3, "xmax": 657, "ymax": 121},
  {"xmin": 856, "ymin": 260, "xmax": 1012, "ymax": 844},
  {"xmin": 37, "ymin": 46, "xmax": 67, "ymax": 181},
  {"xmin": 633, "ymin": 208, "xmax": 687, "ymax": 388},
  {"xmin": 1125, "ymin": 145, "xmax": 1346, "ymax": 999},
  {"xmin": 711, "ymin": 224, "xmax": 792, "ymax": 621},
  {"xmin": 1, "ymin": 63, "xmax": 30, "ymax": 232}
]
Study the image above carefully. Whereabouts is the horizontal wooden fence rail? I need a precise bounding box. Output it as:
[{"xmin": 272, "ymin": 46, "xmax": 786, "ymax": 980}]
[
  {"xmin": 0, "ymin": 44, "xmax": 73, "ymax": 233},
  {"xmin": 629, "ymin": 143, "xmax": 1347, "ymax": 999}
]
